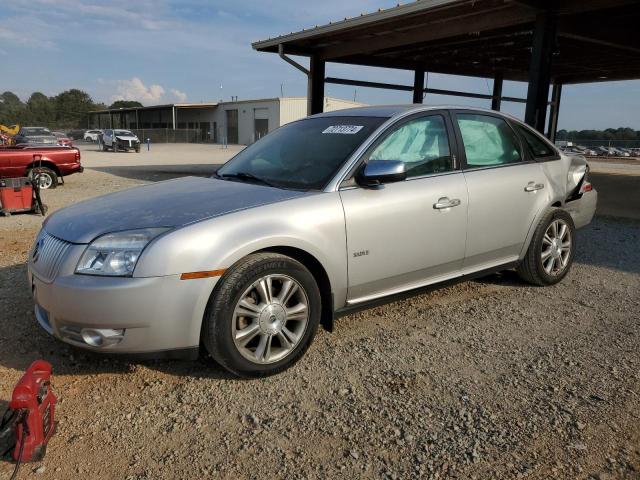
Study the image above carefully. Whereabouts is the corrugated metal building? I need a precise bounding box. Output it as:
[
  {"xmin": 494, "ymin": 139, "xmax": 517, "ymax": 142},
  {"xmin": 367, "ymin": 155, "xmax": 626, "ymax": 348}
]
[{"xmin": 89, "ymin": 97, "xmax": 363, "ymax": 145}]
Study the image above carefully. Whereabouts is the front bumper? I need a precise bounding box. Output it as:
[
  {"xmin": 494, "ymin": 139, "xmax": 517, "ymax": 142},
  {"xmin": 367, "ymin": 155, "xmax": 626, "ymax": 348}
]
[{"xmin": 27, "ymin": 241, "xmax": 218, "ymax": 355}]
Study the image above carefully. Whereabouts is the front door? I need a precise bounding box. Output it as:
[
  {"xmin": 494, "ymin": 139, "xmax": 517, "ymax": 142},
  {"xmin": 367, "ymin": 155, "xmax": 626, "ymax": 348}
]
[
  {"xmin": 452, "ymin": 111, "xmax": 548, "ymax": 271},
  {"xmin": 340, "ymin": 113, "xmax": 468, "ymax": 304}
]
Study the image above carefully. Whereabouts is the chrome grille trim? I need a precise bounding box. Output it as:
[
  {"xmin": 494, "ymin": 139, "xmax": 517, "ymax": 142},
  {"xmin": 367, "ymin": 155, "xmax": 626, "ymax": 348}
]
[{"xmin": 31, "ymin": 231, "xmax": 73, "ymax": 282}]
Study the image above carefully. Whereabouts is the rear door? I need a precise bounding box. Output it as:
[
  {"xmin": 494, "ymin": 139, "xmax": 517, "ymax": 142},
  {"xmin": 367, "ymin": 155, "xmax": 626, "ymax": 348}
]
[
  {"xmin": 340, "ymin": 112, "xmax": 468, "ymax": 304},
  {"xmin": 452, "ymin": 111, "xmax": 549, "ymax": 272}
]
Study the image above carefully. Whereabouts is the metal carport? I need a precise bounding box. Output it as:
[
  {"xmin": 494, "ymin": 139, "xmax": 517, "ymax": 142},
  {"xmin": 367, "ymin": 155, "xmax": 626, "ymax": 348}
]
[{"xmin": 252, "ymin": 0, "xmax": 640, "ymax": 141}]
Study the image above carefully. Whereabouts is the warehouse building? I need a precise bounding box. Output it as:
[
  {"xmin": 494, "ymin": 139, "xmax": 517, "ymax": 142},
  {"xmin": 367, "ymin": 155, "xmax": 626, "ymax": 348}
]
[{"xmin": 88, "ymin": 96, "xmax": 363, "ymax": 145}]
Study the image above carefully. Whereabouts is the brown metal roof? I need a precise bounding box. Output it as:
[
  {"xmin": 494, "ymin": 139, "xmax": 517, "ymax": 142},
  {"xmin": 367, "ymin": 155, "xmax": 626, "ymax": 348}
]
[{"xmin": 253, "ymin": 0, "xmax": 640, "ymax": 84}]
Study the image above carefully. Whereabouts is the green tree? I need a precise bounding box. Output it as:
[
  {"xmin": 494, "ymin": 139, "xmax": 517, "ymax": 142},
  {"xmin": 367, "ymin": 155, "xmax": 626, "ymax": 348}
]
[
  {"xmin": 26, "ymin": 92, "xmax": 54, "ymax": 126},
  {"xmin": 53, "ymin": 89, "xmax": 96, "ymax": 129},
  {"xmin": 109, "ymin": 100, "xmax": 143, "ymax": 109},
  {"xmin": 0, "ymin": 91, "xmax": 26, "ymax": 126}
]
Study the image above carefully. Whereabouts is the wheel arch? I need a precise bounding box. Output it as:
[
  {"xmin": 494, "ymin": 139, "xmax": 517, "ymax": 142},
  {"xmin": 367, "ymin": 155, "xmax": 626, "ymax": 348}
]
[
  {"xmin": 26, "ymin": 160, "xmax": 60, "ymax": 176},
  {"xmin": 519, "ymin": 200, "xmax": 566, "ymax": 260},
  {"xmin": 251, "ymin": 246, "xmax": 334, "ymax": 332}
]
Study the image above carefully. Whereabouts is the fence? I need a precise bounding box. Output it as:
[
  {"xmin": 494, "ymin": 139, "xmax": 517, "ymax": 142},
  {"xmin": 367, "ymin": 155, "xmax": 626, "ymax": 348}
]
[
  {"xmin": 558, "ymin": 139, "xmax": 640, "ymax": 149},
  {"xmin": 128, "ymin": 128, "xmax": 215, "ymax": 144}
]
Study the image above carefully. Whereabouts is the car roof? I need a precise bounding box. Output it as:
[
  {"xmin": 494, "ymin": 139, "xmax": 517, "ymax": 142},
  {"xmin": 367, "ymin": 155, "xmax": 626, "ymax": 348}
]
[{"xmin": 311, "ymin": 104, "xmax": 525, "ymax": 123}]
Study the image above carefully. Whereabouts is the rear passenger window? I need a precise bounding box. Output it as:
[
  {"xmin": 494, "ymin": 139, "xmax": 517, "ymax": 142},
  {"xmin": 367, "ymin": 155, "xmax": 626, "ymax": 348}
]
[
  {"xmin": 369, "ymin": 115, "xmax": 452, "ymax": 177},
  {"xmin": 456, "ymin": 114, "xmax": 522, "ymax": 168},
  {"xmin": 514, "ymin": 124, "xmax": 555, "ymax": 157}
]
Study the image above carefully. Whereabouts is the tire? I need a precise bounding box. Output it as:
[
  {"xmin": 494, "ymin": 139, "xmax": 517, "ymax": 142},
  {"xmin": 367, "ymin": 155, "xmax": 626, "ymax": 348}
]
[
  {"xmin": 517, "ymin": 209, "xmax": 576, "ymax": 286},
  {"xmin": 202, "ymin": 253, "xmax": 321, "ymax": 377},
  {"xmin": 29, "ymin": 167, "xmax": 57, "ymax": 190}
]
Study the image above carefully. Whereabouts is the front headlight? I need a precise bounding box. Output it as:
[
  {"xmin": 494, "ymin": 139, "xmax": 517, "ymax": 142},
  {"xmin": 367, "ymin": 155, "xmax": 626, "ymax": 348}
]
[{"xmin": 76, "ymin": 228, "xmax": 170, "ymax": 276}]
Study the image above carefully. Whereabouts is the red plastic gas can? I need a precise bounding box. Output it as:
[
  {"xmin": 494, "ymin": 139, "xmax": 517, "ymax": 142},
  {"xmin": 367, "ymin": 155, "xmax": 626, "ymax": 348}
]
[
  {"xmin": 0, "ymin": 177, "xmax": 34, "ymax": 213},
  {"xmin": 9, "ymin": 360, "xmax": 56, "ymax": 462}
]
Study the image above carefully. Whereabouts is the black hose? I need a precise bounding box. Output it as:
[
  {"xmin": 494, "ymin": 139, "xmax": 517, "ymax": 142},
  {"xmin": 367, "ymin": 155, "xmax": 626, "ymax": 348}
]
[
  {"xmin": 9, "ymin": 430, "xmax": 25, "ymax": 480},
  {"xmin": 33, "ymin": 184, "xmax": 46, "ymax": 217}
]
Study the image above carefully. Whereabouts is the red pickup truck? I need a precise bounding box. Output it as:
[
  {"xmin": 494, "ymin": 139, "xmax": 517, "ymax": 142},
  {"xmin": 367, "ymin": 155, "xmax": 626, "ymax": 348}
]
[{"xmin": 0, "ymin": 145, "xmax": 83, "ymax": 189}]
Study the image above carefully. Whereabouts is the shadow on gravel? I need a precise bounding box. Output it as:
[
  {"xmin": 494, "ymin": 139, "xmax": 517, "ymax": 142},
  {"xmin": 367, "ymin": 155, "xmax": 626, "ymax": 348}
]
[
  {"xmin": 89, "ymin": 164, "xmax": 223, "ymax": 183},
  {"xmin": 0, "ymin": 263, "xmax": 236, "ymax": 380},
  {"xmin": 573, "ymin": 216, "xmax": 640, "ymax": 275}
]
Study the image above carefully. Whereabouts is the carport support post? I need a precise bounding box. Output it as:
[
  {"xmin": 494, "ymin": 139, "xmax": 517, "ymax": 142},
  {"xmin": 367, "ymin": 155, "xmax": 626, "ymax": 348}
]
[
  {"xmin": 308, "ymin": 55, "xmax": 325, "ymax": 115},
  {"xmin": 491, "ymin": 73, "xmax": 503, "ymax": 111},
  {"xmin": 547, "ymin": 83, "xmax": 562, "ymax": 142},
  {"xmin": 525, "ymin": 12, "xmax": 556, "ymax": 133},
  {"xmin": 413, "ymin": 69, "xmax": 425, "ymax": 104}
]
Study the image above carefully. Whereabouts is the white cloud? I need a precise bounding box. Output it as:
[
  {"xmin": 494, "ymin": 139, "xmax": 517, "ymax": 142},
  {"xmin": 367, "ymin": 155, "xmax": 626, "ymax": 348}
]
[
  {"xmin": 111, "ymin": 77, "xmax": 188, "ymax": 105},
  {"xmin": 170, "ymin": 89, "xmax": 188, "ymax": 103},
  {"xmin": 111, "ymin": 77, "xmax": 165, "ymax": 104}
]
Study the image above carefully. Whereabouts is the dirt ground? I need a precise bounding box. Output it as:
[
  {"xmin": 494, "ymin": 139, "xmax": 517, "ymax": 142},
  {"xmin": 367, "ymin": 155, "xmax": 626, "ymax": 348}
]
[{"xmin": 0, "ymin": 144, "xmax": 639, "ymax": 479}]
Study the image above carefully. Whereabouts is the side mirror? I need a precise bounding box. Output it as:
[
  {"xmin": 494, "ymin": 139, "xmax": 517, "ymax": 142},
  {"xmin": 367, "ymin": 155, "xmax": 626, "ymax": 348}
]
[{"xmin": 356, "ymin": 160, "xmax": 407, "ymax": 187}]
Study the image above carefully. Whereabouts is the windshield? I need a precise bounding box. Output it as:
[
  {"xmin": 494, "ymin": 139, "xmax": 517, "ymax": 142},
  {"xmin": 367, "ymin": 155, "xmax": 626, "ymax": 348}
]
[
  {"xmin": 24, "ymin": 128, "xmax": 52, "ymax": 136},
  {"xmin": 115, "ymin": 130, "xmax": 134, "ymax": 136},
  {"xmin": 217, "ymin": 116, "xmax": 385, "ymax": 190}
]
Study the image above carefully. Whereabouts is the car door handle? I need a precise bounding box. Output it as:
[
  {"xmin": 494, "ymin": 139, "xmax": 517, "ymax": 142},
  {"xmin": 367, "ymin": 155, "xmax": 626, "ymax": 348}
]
[
  {"xmin": 433, "ymin": 197, "xmax": 461, "ymax": 209},
  {"xmin": 524, "ymin": 182, "xmax": 545, "ymax": 192}
]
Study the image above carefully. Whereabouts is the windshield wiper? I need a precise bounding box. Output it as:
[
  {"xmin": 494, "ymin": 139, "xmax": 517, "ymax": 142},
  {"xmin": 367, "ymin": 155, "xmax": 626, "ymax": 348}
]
[{"xmin": 219, "ymin": 172, "xmax": 276, "ymax": 188}]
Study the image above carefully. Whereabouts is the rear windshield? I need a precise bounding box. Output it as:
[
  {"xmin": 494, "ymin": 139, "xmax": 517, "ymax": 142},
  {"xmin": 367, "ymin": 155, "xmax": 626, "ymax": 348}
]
[{"xmin": 217, "ymin": 116, "xmax": 385, "ymax": 190}]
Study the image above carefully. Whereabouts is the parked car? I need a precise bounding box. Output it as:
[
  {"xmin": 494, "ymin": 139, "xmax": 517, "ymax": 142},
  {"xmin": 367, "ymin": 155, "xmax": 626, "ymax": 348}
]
[
  {"xmin": 610, "ymin": 147, "xmax": 630, "ymax": 157},
  {"xmin": 27, "ymin": 106, "xmax": 596, "ymax": 376},
  {"xmin": 14, "ymin": 127, "xmax": 58, "ymax": 146},
  {"xmin": 83, "ymin": 130, "xmax": 103, "ymax": 142},
  {"xmin": 0, "ymin": 145, "xmax": 82, "ymax": 189},
  {"xmin": 66, "ymin": 129, "xmax": 86, "ymax": 141},
  {"xmin": 102, "ymin": 129, "xmax": 140, "ymax": 152},
  {"xmin": 52, "ymin": 131, "xmax": 73, "ymax": 147},
  {"xmin": 594, "ymin": 146, "xmax": 612, "ymax": 156}
]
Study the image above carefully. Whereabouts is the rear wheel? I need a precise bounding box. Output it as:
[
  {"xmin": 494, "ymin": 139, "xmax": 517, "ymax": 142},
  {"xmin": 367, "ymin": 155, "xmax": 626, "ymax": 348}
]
[
  {"xmin": 29, "ymin": 167, "xmax": 57, "ymax": 190},
  {"xmin": 202, "ymin": 253, "xmax": 321, "ymax": 377},
  {"xmin": 517, "ymin": 209, "xmax": 575, "ymax": 286}
]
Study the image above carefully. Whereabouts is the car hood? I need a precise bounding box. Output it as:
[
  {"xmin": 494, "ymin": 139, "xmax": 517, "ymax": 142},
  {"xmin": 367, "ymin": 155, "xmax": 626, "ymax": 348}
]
[
  {"xmin": 115, "ymin": 135, "xmax": 138, "ymax": 141},
  {"xmin": 44, "ymin": 176, "xmax": 313, "ymax": 243}
]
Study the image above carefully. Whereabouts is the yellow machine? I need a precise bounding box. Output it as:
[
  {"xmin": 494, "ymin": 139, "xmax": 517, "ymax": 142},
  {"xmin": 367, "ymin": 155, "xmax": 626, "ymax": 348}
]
[
  {"xmin": 0, "ymin": 124, "xmax": 19, "ymax": 145},
  {"xmin": 0, "ymin": 124, "xmax": 20, "ymax": 136}
]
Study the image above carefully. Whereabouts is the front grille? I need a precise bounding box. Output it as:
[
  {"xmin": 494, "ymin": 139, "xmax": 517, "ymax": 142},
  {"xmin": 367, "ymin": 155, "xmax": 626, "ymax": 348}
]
[{"xmin": 30, "ymin": 230, "xmax": 73, "ymax": 282}]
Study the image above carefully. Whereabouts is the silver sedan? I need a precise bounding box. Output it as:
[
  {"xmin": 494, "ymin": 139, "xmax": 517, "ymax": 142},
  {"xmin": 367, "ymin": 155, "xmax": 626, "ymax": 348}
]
[{"xmin": 27, "ymin": 106, "xmax": 597, "ymax": 376}]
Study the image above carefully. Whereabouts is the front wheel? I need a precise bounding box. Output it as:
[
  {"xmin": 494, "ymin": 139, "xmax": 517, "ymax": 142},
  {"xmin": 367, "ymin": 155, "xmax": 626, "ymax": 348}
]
[
  {"xmin": 517, "ymin": 209, "xmax": 576, "ymax": 286},
  {"xmin": 202, "ymin": 253, "xmax": 321, "ymax": 377}
]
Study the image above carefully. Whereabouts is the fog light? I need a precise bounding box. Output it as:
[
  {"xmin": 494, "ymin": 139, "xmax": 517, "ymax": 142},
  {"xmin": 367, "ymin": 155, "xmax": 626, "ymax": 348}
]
[{"xmin": 81, "ymin": 328, "xmax": 125, "ymax": 347}]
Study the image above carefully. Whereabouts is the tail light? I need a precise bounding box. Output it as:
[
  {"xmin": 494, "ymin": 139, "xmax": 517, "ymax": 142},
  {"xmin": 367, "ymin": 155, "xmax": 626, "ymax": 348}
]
[
  {"xmin": 579, "ymin": 179, "xmax": 592, "ymax": 193},
  {"xmin": 75, "ymin": 148, "xmax": 81, "ymax": 162},
  {"xmin": 579, "ymin": 167, "xmax": 592, "ymax": 194}
]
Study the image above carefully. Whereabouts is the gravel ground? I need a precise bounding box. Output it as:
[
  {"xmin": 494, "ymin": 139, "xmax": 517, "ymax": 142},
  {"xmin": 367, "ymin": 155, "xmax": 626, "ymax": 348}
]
[{"xmin": 0, "ymin": 156, "xmax": 639, "ymax": 479}]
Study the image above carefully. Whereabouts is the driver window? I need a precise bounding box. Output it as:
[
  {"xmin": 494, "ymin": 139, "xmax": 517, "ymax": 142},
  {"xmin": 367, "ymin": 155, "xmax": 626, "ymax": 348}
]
[{"xmin": 369, "ymin": 115, "xmax": 452, "ymax": 178}]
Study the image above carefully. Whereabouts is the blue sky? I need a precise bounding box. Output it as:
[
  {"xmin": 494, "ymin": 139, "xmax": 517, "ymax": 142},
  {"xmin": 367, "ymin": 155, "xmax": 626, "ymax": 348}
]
[{"xmin": 1, "ymin": 0, "xmax": 639, "ymax": 130}]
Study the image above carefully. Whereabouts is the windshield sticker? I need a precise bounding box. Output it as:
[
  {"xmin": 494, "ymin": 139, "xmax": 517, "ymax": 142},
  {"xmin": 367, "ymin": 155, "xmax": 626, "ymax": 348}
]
[{"xmin": 322, "ymin": 125, "xmax": 364, "ymax": 134}]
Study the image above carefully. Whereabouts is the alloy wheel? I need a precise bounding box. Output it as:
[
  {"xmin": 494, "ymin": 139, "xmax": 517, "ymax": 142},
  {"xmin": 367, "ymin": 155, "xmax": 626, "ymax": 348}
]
[
  {"xmin": 232, "ymin": 274, "xmax": 309, "ymax": 364},
  {"xmin": 34, "ymin": 172, "xmax": 53, "ymax": 189},
  {"xmin": 541, "ymin": 219, "xmax": 572, "ymax": 276}
]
